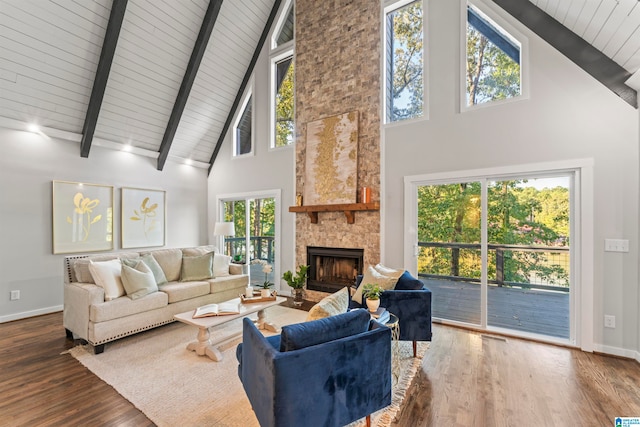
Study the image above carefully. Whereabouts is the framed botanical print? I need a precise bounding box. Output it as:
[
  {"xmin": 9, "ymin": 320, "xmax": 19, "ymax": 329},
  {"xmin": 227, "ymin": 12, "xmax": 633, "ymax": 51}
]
[
  {"xmin": 52, "ymin": 181, "xmax": 114, "ymax": 254},
  {"xmin": 121, "ymin": 187, "xmax": 166, "ymax": 249}
]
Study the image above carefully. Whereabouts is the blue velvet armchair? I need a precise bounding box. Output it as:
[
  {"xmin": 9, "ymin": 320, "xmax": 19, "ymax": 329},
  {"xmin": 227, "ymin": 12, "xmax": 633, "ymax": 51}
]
[
  {"xmin": 236, "ymin": 309, "xmax": 391, "ymax": 427},
  {"xmin": 350, "ymin": 270, "xmax": 432, "ymax": 357}
]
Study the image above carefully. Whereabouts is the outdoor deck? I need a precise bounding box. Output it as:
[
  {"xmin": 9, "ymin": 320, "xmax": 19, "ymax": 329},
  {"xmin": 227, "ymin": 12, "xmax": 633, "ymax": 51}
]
[{"xmin": 422, "ymin": 277, "xmax": 570, "ymax": 339}]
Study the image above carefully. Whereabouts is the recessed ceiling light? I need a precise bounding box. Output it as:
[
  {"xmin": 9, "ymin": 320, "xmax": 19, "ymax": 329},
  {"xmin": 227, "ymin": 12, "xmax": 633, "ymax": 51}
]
[
  {"xmin": 27, "ymin": 123, "xmax": 40, "ymax": 133},
  {"xmin": 185, "ymin": 158, "xmax": 193, "ymax": 166},
  {"xmin": 122, "ymin": 144, "xmax": 132, "ymax": 152}
]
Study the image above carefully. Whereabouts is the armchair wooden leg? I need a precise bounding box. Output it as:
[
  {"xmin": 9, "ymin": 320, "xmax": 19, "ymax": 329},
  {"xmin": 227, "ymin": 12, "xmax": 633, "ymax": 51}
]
[
  {"xmin": 366, "ymin": 414, "xmax": 371, "ymax": 427},
  {"xmin": 413, "ymin": 340, "xmax": 417, "ymax": 357}
]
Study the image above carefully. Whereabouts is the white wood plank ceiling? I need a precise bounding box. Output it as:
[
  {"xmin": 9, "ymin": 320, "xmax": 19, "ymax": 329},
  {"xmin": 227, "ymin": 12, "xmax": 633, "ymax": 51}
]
[
  {"xmin": 0, "ymin": 0, "xmax": 637, "ymax": 169},
  {"xmin": 529, "ymin": 0, "xmax": 640, "ymax": 73},
  {"xmin": 0, "ymin": 0, "xmax": 276, "ymax": 167}
]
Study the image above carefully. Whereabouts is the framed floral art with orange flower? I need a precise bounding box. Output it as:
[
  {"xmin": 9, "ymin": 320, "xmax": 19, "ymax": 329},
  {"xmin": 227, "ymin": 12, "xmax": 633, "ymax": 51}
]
[
  {"xmin": 52, "ymin": 180, "xmax": 114, "ymax": 254},
  {"xmin": 121, "ymin": 187, "xmax": 166, "ymax": 249}
]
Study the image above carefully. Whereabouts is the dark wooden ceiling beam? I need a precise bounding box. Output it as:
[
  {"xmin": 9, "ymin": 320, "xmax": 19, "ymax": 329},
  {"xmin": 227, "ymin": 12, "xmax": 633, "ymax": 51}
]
[
  {"xmin": 80, "ymin": 0, "xmax": 128, "ymax": 158},
  {"xmin": 157, "ymin": 0, "xmax": 224, "ymax": 171},
  {"xmin": 208, "ymin": 0, "xmax": 283, "ymax": 174},
  {"xmin": 492, "ymin": 0, "xmax": 637, "ymax": 108}
]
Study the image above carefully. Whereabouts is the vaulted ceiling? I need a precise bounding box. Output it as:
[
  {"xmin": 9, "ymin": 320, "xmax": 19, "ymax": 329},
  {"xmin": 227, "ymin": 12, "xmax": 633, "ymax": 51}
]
[
  {"xmin": 0, "ymin": 0, "xmax": 280, "ymax": 170},
  {"xmin": 0, "ymin": 0, "xmax": 638, "ymax": 172}
]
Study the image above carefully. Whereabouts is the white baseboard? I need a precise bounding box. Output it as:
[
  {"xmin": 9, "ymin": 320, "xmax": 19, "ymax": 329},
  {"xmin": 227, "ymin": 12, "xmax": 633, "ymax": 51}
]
[
  {"xmin": 593, "ymin": 343, "xmax": 640, "ymax": 362},
  {"xmin": 0, "ymin": 305, "xmax": 63, "ymax": 323}
]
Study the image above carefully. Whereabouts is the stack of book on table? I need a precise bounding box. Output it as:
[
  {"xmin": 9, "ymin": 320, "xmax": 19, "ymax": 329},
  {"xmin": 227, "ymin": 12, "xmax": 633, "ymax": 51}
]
[{"xmin": 370, "ymin": 307, "xmax": 390, "ymax": 324}]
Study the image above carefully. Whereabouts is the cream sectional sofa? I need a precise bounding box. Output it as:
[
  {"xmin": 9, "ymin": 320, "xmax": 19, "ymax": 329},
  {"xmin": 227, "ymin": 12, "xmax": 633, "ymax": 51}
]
[{"xmin": 63, "ymin": 245, "xmax": 248, "ymax": 353}]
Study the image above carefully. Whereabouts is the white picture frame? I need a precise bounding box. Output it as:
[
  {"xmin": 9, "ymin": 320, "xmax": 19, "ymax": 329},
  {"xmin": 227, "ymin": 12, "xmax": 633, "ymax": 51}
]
[{"xmin": 121, "ymin": 187, "xmax": 166, "ymax": 249}]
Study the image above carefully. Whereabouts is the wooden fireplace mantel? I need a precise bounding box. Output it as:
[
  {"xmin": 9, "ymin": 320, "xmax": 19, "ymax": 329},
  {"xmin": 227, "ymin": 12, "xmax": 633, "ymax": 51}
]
[{"xmin": 288, "ymin": 202, "xmax": 380, "ymax": 224}]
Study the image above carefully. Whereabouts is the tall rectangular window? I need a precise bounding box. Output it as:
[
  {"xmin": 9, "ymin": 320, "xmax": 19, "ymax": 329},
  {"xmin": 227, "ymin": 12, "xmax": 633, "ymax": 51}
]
[
  {"xmin": 274, "ymin": 56, "xmax": 294, "ymax": 147},
  {"xmin": 465, "ymin": 4, "xmax": 522, "ymax": 107},
  {"xmin": 385, "ymin": 0, "xmax": 424, "ymax": 123}
]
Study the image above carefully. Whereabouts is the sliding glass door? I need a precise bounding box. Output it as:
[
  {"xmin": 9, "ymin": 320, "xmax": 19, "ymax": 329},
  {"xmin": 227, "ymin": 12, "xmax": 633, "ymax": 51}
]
[
  {"xmin": 220, "ymin": 192, "xmax": 279, "ymax": 288},
  {"xmin": 413, "ymin": 173, "xmax": 573, "ymax": 342}
]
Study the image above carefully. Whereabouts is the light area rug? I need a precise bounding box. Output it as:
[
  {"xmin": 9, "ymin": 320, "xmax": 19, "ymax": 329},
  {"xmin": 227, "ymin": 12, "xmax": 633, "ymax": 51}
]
[{"xmin": 68, "ymin": 306, "xmax": 427, "ymax": 427}]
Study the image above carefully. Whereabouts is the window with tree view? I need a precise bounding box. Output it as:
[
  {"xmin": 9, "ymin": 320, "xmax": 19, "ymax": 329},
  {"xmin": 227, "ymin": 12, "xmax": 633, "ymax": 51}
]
[
  {"xmin": 274, "ymin": 57, "xmax": 294, "ymax": 147},
  {"xmin": 466, "ymin": 4, "xmax": 521, "ymax": 106},
  {"xmin": 385, "ymin": 0, "xmax": 423, "ymax": 123}
]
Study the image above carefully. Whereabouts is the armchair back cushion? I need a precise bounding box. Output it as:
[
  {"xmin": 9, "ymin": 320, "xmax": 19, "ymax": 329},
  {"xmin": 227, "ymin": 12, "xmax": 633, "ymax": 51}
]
[
  {"xmin": 395, "ymin": 270, "xmax": 424, "ymax": 290},
  {"xmin": 280, "ymin": 308, "xmax": 370, "ymax": 352}
]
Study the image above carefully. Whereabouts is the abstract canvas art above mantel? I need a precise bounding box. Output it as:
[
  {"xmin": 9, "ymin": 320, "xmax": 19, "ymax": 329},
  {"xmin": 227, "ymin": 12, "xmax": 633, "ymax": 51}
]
[{"xmin": 304, "ymin": 111, "xmax": 359, "ymax": 205}]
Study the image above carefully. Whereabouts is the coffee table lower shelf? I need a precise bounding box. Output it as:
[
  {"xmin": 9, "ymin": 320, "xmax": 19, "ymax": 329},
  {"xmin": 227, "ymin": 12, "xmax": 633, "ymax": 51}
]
[{"xmin": 173, "ymin": 296, "xmax": 286, "ymax": 362}]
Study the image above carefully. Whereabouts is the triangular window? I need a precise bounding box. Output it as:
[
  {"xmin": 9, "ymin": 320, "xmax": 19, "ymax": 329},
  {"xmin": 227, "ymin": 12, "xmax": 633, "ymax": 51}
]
[
  {"xmin": 234, "ymin": 94, "xmax": 252, "ymax": 156},
  {"xmin": 466, "ymin": 4, "xmax": 522, "ymax": 106},
  {"xmin": 274, "ymin": 4, "xmax": 294, "ymax": 47}
]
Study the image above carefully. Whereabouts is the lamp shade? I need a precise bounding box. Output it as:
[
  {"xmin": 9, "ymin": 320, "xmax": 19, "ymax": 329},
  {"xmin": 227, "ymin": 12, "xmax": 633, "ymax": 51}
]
[{"xmin": 214, "ymin": 221, "xmax": 235, "ymax": 236}]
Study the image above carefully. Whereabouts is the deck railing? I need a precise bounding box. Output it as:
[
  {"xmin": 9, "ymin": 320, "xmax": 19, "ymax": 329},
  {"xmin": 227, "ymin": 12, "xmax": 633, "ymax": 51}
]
[
  {"xmin": 418, "ymin": 241, "xmax": 570, "ymax": 293},
  {"xmin": 223, "ymin": 236, "xmax": 274, "ymax": 264}
]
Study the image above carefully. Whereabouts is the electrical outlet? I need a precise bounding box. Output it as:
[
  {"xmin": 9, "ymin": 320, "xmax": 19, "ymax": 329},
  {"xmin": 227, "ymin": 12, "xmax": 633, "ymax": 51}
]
[
  {"xmin": 10, "ymin": 290, "xmax": 20, "ymax": 301},
  {"xmin": 604, "ymin": 315, "xmax": 616, "ymax": 329}
]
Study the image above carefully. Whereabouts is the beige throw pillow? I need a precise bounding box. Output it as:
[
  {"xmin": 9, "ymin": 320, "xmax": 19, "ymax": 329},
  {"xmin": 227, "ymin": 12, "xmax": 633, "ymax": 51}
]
[
  {"xmin": 213, "ymin": 253, "xmax": 231, "ymax": 278},
  {"xmin": 306, "ymin": 287, "xmax": 350, "ymax": 321},
  {"xmin": 121, "ymin": 260, "xmax": 158, "ymax": 300},
  {"xmin": 89, "ymin": 259, "xmax": 125, "ymax": 301},
  {"xmin": 352, "ymin": 265, "xmax": 397, "ymax": 304}
]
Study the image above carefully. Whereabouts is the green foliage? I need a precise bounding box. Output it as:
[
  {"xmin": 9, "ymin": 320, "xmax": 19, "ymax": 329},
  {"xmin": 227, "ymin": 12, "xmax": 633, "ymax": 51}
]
[
  {"xmin": 388, "ymin": 1, "xmax": 423, "ymax": 121},
  {"xmin": 275, "ymin": 60, "xmax": 294, "ymax": 147},
  {"xmin": 417, "ymin": 180, "xmax": 570, "ymax": 287},
  {"xmin": 362, "ymin": 283, "xmax": 384, "ymax": 300},
  {"xmin": 282, "ymin": 265, "xmax": 309, "ymax": 289},
  {"xmin": 466, "ymin": 22, "xmax": 520, "ymax": 106}
]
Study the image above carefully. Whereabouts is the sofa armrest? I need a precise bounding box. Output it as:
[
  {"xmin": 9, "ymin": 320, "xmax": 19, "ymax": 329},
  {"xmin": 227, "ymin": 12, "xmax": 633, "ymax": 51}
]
[
  {"xmin": 229, "ymin": 263, "xmax": 245, "ymax": 275},
  {"xmin": 63, "ymin": 282, "xmax": 105, "ymax": 341},
  {"xmin": 380, "ymin": 288, "xmax": 432, "ymax": 341}
]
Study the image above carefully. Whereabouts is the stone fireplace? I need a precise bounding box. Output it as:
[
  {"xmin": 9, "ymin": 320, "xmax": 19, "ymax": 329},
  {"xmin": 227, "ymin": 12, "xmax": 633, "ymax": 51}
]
[
  {"xmin": 293, "ymin": 0, "xmax": 381, "ymax": 302},
  {"xmin": 307, "ymin": 246, "xmax": 364, "ymax": 293}
]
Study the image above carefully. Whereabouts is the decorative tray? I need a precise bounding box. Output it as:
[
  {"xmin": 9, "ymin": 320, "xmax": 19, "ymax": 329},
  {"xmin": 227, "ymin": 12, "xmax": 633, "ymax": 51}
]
[{"xmin": 240, "ymin": 290, "xmax": 278, "ymax": 303}]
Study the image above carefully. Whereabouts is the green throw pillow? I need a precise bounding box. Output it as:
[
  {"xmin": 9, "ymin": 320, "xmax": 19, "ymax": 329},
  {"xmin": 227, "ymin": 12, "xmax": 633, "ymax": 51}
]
[
  {"xmin": 122, "ymin": 256, "xmax": 168, "ymax": 286},
  {"xmin": 121, "ymin": 260, "xmax": 158, "ymax": 300},
  {"xmin": 141, "ymin": 254, "xmax": 168, "ymax": 285},
  {"xmin": 180, "ymin": 252, "xmax": 213, "ymax": 282}
]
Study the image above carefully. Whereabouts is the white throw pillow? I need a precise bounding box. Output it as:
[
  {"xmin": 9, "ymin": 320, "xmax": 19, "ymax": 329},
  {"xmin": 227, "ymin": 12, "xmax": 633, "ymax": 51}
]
[
  {"xmin": 121, "ymin": 260, "xmax": 158, "ymax": 300},
  {"xmin": 213, "ymin": 253, "xmax": 231, "ymax": 278},
  {"xmin": 374, "ymin": 264, "xmax": 404, "ymax": 282},
  {"xmin": 89, "ymin": 259, "xmax": 125, "ymax": 301},
  {"xmin": 352, "ymin": 265, "xmax": 397, "ymax": 304}
]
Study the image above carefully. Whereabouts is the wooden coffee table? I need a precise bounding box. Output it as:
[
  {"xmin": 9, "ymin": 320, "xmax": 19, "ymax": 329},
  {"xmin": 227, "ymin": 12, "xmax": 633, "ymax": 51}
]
[{"xmin": 174, "ymin": 296, "xmax": 286, "ymax": 362}]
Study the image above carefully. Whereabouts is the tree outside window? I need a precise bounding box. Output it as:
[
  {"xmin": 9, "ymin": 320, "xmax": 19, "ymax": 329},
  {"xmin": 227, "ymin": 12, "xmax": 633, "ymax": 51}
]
[
  {"xmin": 275, "ymin": 57, "xmax": 294, "ymax": 147},
  {"xmin": 386, "ymin": 0, "xmax": 423, "ymax": 123},
  {"xmin": 466, "ymin": 5, "xmax": 521, "ymax": 106}
]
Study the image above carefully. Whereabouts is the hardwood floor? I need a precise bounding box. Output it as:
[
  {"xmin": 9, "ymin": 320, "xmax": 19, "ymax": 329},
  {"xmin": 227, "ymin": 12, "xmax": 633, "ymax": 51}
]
[
  {"xmin": 2, "ymin": 311, "xmax": 639, "ymax": 426},
  {"xmin": 394, "ymin": 326, "xmax": 640, "ymax": 426}
]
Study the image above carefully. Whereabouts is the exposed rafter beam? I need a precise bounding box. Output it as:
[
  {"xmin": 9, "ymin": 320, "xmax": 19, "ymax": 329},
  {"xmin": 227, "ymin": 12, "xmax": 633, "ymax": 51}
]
[
  {"xmin": 157, "ymin": 0, "xmax": 224, "ymax": 171},
  {"xmin": 208, "ymin": 0, "xmax": 283, "ymax": 174},
  {"xmin": 492, "ymin": 0, "xmax": 637, "ymax": 108},
  {"xmin": 80, "ymin": 0, "xmax": 128, "ymax": 158}
]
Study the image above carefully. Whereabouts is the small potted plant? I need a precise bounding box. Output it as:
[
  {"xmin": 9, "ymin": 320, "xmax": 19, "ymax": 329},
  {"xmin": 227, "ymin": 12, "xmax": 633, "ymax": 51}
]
[
  {"xmin": 252, "ymin": 259, "xmax": 274, "ymax": 297},
  {"xmin": 362, "ymin": 283, "xmax": 384, "ymax": 313},
  {"xmin": 282, "ymin": 265, "xmax": 309, "ymax": 306}
]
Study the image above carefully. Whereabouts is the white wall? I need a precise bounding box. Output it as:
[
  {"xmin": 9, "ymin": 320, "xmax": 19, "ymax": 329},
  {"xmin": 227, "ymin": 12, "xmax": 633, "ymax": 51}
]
[
  {"xmin": 0, "ymin": 128, "xmax": 208, "ymax": 322},
  {"xmin": 207, "ymin": 39, "xmax": 296, "ymax": 295},
  {"xmin": 382, "ymin": 0, "xmax": 639, "ymax": 357}
]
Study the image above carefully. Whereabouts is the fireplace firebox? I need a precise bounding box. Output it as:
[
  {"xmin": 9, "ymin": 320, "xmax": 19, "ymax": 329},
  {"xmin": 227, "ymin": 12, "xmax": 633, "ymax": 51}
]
[{"xmin": 306, "ymin": 246, "xmax": 364, "ymax": 293}]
